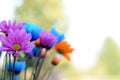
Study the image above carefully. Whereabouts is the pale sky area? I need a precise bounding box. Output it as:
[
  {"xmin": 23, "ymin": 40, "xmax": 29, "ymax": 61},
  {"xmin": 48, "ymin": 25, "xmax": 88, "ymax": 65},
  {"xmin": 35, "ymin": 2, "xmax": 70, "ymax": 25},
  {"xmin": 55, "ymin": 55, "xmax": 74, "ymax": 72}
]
[{"xmin": 0, "ymin": 0, "xmax": 120, "ymax": 72}]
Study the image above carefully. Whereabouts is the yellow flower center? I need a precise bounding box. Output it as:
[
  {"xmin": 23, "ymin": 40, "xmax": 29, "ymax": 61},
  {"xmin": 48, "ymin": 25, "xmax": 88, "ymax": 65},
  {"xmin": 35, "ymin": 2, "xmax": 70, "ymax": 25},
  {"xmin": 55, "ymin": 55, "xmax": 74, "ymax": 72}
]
[{"xmin": 13, "ymin": 44, "xmax": 20, "ymax": 50}]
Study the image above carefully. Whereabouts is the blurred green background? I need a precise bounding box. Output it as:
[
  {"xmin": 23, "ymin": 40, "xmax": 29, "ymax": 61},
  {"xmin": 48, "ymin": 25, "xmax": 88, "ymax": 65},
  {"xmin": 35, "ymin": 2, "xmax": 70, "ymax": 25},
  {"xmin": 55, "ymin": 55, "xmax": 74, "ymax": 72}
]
[{"xmin": 15, "ymin": 0, "xmax": 66, "ymax": 31}]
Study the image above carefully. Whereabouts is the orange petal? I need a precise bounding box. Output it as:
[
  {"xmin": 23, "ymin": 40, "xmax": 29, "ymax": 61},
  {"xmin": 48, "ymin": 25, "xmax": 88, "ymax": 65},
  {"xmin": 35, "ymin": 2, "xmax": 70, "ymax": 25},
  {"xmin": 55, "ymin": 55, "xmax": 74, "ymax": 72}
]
[
  {"xmin": 67, "ymin": 48, "xmax": 74, "ymax": 54},
  {"xmin": 63, "ymin": 54, "xmax": 70, "ymax": 61}
]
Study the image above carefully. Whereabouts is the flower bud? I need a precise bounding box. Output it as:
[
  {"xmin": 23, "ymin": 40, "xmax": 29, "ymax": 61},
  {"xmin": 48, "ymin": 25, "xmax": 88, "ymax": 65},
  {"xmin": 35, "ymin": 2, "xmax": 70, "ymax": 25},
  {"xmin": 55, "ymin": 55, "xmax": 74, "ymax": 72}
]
[
  {"xmin": 41, "ymin": 48, "xmax": 46, "ymax": 56},
  {"xmin": 52, "ymin": 54, "xmax": 61, "ymax": 66},
  {"xmin": 34, "ymin": 39, "xmax": 40, "ymax": 46}
]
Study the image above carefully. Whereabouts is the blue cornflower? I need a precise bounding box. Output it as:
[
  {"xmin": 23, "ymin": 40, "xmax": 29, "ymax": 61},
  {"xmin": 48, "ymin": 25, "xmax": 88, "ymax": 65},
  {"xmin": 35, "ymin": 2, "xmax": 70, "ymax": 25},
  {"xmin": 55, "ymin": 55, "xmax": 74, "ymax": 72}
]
[
  {"xmin": 23, "ymin": 22, "xmax": 43, "ymax": 41},
  {"xmin": 31, "ymin": 46, "xmax": 42, "ymax": 57},
  {"xmin": 50, "ymin": 28, "xmax": 65, "ymax": 43},
  {"xmin": 7, "ymin": 61, "xmax": 26, "ymax": 74}
]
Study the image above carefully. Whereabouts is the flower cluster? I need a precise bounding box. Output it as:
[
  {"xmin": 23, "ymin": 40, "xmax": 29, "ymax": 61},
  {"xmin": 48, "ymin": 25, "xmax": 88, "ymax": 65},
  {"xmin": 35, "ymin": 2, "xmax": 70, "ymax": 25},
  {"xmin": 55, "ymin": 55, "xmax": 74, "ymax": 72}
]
[{"xmin": 0, "ymin": 20, "xmax": 74, "ymax": 80}]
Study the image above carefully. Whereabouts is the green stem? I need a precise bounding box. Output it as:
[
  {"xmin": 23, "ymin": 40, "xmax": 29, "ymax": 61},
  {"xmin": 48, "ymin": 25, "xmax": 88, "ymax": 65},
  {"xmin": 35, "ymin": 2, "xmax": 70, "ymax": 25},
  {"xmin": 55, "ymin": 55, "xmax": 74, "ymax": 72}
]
[
  {"xmin": 24, "ymin": 58, "xmax": 28, "ymax": 80},
  {"xmin": 31, "ymin": 48, "xmax": 41, "ymax": 80},
  {"xmin": 34, "ymin": 51, "xmax": 47, "ymax": 80},
  {"xmin": 23, "ymin": 56, "xmax": 29, "ymax": 80},
  {"xmin": 9, "ymin": 54, "xmax": 12, "ymax": 80},
  {"xmin": 46, "ymin": 67, "xmax": 54, "ymax": 80},
  {"xmin": 0, "ymin": 56, "xmax": 4, "ymax": 79},
  {"xmin": 24, "ymin": 68, "xmax": 27, "ymax": 80},
  {"xmin": 3, "ymin": 54, "xmax": 7, "ymax": 80},
  {"xmin": 12, "ymin": 57, "xmax": 16, "ymax": 80},
  {"xmin": 40, "ymin": 66, "xmax": 53, "ymax": 80},
  {"xmin": 1, "ymin": 53, "xmax": 6, "ymax": 80},
  {"xmin": 33, "ymin": 55, "xmax": 42, "ymax": 80},
  {"xmin": 30, "ymin": 59, "xmax": 38, "ymax": 80},
  {"xmin": 0, "ymin": 65, "xmax": 3, "ymax": 79}
]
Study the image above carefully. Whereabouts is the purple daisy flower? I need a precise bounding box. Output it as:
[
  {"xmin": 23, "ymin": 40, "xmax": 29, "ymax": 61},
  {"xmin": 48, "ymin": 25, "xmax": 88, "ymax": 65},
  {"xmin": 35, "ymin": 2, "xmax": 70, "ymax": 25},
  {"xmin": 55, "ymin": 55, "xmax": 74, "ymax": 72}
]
[
  {"xmin": 39, "ymin": 31, "xmax": 58, "ymax": 50},
  {"xmin": 0, "ymin": 29, "xmax": 34, "ymax": 57},
  {"xmin": 0, "ymin": 20, "xmax": 23, "ymax": 35}
]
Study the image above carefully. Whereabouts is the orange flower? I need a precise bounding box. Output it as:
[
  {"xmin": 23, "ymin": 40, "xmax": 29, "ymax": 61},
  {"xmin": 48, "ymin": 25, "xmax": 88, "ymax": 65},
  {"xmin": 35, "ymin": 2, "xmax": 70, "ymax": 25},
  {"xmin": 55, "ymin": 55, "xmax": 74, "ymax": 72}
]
[{"xmin": 54, "ymin": 41, "xmax": 74, "ymax": 61}]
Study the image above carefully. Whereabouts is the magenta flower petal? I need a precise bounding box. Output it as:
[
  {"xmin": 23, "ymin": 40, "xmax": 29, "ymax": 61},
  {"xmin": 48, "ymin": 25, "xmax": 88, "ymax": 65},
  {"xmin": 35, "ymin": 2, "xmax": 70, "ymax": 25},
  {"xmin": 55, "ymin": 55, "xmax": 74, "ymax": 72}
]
[
  {"xmin": 23, "ymin": 42, "xmax": 34, "ymax": 53},
  {"xmin": 8, "ymin": 51, "xmax": 15, "ymax": 54},
  {"xmin": 13, "ymin": 51, "xmax": 20, "ymax": 57},
  {"xmin": 39, "ymin": 31, "xmax": 58, "ymax": 50},
  {"xmin": 0, "ymin": 20, "xmax": 24, "ymax": 35},
  {"xmin": 0, "ymin": 21, "xmax": 8, "ymax": 34},
  {"xmin": 0, "ymin": 29, "xmax": 34, "ymax": 56},
  {"xmin": 0, "ymin": 46, "xmax": 11, "ymax": 51},
  {"xmin": 0, "ymin": 36, "xmax": 13, "ymax": 50}
]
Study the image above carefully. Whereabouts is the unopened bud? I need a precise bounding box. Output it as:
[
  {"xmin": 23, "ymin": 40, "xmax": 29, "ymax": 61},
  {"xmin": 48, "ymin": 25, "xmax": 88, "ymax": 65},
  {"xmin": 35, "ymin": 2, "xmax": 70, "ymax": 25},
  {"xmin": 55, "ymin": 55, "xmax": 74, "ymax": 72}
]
[
  {"xmin": 34, "ymin": 39, "xmax": 40, "ymax": 46},
  {"xmin": 52, "ymin": 54, "xmax": 61, "ymax": 66}
]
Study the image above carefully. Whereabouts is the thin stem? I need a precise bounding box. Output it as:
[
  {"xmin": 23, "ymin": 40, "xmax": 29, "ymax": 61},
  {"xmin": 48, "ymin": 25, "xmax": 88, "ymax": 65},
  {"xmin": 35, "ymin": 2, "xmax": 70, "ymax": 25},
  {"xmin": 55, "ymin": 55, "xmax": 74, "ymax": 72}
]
[
  {"xmin": 22, "ymin": 55, "xmax": 29, "ymax": 80},
  {"xmin": 33, "ymin": 55, "xmax": 42, "ymax": 80},
  {"xmin": 24, "ymin": 58, "xmax": 28, "ymax": 80},
  {"xmin": 41, "ymin": 66, "xmax": 53, "ymax": 80},
  {"xmin": 0, "ymin": 56, "xmax": 5, "ymax": 79},
  {"xmin": 12, "ymin": 57, "xmax": 16, "ymax": 80},
  {"xmin": 1, "ymin": 53, "xmax": 6, "ymax": 79},
  {"xmin": 24, "ymin": 68, "xmax": 27, "ymax": 80},
  {"xmin": 0, "ymin": 51, "xmax": 1, "ymax": 57},
  {"xmin": 30, "ymin": 58, "xmax": 38, "ymax": 80},
  {"xmin": 30, "ymin": 61, "xmax": 36, "ymax": 80},
  {"xmin": 0, "ymin": 66, "xmax": 3, "ymax": 79},
  {"xmin": 30, "ymin": 48, "xmax": 41, "ymax": 80},
  {"xmin": 3, "ymin": 54, "xmax": 7, "ymax": 80},
  {"xmin": 46, "ymin": 67, "xmax": 54, "ymax": 80},
  {"xmin": 9, "ymin": 54, "xmax": 12, "ymax": 80},
  {"xmin": 34, "ymin": 58, "xmax": 44, "ymax": 80},
  {"xmin": 34, "ymin": 51, "xmax": 47, "ymax": 80}
]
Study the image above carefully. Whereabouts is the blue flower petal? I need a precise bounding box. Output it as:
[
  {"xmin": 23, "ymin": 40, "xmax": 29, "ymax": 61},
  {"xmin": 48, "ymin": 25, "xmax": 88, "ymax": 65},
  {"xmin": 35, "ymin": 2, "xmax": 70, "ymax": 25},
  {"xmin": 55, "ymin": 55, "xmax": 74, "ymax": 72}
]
[
  {"xmin": 31, "ymin": 46, "xmax": 42, "ymax": 56},
  {"xmin": 50, "ymin": 28, "xmax": 65, "ymax": 43},
  {"xmin": 24, "ymin": 22, "xmax": 43, "ymax": 41},
  {"xmin": 7, "ymin": 61, "xmax": 26, "ymax": 74}
]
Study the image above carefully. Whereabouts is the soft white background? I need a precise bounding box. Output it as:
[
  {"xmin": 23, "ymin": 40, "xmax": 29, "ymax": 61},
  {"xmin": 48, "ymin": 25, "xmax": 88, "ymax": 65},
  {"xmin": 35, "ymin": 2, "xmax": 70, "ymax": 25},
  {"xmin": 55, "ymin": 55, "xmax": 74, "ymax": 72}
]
[{"xmin": 62, "ymin": 0, "xmax": 120, "ymax": 71}]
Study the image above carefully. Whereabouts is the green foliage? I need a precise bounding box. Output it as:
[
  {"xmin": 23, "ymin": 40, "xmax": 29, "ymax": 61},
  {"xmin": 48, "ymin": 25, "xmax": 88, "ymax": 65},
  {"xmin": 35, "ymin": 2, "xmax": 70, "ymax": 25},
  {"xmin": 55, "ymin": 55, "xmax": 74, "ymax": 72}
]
[
  {"xmin": 99, "ymin": 37, "xmax": 120, "ymax": 75},
  {"xmin": 15, "ymin": 0, "xmax": 65, "ymax": 31}
]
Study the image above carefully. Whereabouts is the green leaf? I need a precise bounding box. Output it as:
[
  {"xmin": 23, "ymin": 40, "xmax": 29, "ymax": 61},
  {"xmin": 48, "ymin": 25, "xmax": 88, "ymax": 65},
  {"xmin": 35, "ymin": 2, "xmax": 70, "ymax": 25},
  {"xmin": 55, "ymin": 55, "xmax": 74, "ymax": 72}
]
[{"xmin": 20, "ymin": 51, "xmax": 25, "ymax": 58}]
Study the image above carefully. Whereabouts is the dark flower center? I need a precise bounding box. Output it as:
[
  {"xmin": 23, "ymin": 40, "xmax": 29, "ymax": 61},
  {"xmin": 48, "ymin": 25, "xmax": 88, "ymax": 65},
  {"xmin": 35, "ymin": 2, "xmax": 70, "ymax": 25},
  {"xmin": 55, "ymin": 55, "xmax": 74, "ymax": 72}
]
[
  {"xmin": 57, "ymin": 49, "xmax": 63, "ymax": 54},
  {"xmin": 13, "ymin": 44, "xmax": 20, "ymax": 50}
]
